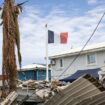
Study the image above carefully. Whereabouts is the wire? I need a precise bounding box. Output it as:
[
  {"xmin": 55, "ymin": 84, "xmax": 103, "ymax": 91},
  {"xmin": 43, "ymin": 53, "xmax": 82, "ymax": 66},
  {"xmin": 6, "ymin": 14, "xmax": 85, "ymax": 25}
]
[
  {"xmin": 18, "ymin": 87, "xmax": 45, "ymax": 105},
  {"xmin": 50, "ymin": 65, "xmax": 105, "ymax": 79},
  {"xmin": 57, "ymin": 12, "xmax": 105, "ymax": 79}
]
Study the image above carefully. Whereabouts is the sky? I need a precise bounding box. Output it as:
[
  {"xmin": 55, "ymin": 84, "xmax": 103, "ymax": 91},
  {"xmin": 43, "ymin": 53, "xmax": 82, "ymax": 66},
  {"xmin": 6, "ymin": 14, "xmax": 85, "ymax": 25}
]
[{"xmin": 0, "ymin": 0, "xmax": 105, "ymax": 72}]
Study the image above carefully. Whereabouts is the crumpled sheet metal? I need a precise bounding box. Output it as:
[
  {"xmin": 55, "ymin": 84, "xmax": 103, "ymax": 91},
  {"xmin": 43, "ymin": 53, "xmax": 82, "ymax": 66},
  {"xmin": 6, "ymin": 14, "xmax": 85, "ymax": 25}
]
[{"xmin": 44, "ymin": 74, "xmax": 105, "ymax": 105}]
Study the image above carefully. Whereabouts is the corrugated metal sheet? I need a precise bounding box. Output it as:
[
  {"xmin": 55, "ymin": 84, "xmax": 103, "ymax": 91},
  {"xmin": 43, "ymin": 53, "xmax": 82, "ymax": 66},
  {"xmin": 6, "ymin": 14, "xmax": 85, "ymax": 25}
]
[
  {"xmin": 77, "ymin": 91, "xmax": 105, "ymax": 105},
  {"xmin": 44, "ymin": 74, "xmax": 105, "ymax": 105}
]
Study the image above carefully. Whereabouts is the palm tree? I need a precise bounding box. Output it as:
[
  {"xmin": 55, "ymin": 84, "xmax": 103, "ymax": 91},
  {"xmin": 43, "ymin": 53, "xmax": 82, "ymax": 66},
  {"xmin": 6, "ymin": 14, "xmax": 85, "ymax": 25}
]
[{"xmin": 1, "ymin": 0, "xmax": 22, "ymax": 96}]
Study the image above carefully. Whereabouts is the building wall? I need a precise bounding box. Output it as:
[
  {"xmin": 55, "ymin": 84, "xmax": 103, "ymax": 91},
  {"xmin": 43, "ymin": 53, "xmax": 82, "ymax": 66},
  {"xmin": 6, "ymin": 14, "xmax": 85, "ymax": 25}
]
[
  {"xmin": 37, "ymin": 70, "xmax": 51, "ymax": 80},
  {"xmin": 51, "ymin": 50, "xmax": 105, "ymax": 79},
  {"xmin": 18, "ymin": 70, "xmax": 36, "ymax": 80},
  {"xmin": 18, "ymin": 69, "xmax": 51, "ymax": 81}
]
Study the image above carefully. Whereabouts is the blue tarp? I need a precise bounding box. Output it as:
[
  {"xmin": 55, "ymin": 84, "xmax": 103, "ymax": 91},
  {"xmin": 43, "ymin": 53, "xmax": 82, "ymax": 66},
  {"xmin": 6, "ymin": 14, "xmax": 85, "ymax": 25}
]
[{"xmin": 60, "ymin": 68, "xmax": 100, "ymax": 82}]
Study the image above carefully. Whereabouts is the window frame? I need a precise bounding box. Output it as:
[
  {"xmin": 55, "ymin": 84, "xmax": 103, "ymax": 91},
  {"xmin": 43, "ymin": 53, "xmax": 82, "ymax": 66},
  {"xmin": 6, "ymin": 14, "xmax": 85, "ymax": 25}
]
[
  {"xmin": 51, "ymin": 59, "xmax": 56, "ymax": 65},
  {"xmin": 60, "ymin": 58, "xmax": 63, "ymax": 67},
  {"xmin": 86, "ymin": 53, "xmax": 97, "ymax": 65}
]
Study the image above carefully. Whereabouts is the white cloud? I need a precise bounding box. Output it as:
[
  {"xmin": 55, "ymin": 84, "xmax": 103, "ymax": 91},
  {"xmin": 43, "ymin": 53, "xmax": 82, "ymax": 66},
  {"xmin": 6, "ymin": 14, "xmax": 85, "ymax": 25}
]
[
  {"xmin": 0, "ymin": 4, "xmax": 105, "ymax": 74},
  {"xmin": 18, "ymin": 5, "xmax": 105, "ymax": 67},
  {"xmin": 87, "ymin": 0, "xmax": 97, "ymax": 4}
]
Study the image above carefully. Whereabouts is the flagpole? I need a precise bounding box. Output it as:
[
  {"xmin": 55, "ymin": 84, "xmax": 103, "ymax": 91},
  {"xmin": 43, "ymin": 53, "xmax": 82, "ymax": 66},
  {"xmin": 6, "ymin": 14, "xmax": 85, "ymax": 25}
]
[{"xmin": 45, "ymin": 24, "xmax": 49, "ymax": 81}]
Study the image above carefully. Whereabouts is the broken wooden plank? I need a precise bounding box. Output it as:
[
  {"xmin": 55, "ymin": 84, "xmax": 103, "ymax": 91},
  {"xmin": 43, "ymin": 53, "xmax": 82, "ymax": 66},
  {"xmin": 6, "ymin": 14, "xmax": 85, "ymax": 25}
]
[{"xmin": 0, "ymin": 91, "xmax": 18, "ymax": 105}]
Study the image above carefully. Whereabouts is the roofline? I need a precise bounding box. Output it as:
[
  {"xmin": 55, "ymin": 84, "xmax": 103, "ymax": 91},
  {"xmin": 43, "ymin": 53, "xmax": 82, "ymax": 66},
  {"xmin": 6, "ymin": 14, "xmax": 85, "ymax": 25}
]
[
  {"xmin": 49, "ymin": 46, "xmax": 105, "ymax": 59},
  {"xmin": 17, "ymin": 67, "xmax": 48, "ymax": 71}
]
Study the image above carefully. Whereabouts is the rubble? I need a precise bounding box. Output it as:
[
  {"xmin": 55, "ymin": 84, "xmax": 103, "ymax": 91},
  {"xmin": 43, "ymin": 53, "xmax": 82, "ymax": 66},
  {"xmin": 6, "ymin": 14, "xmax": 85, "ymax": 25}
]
[
  {"xmin": 15, "ymin": 79, "xmax": 69, "ymax": 104},
  {"xmin": 17, "ymin": 79, "xmax": 69, "ymax": 98},
  {"xmin": 2, "ymin": 74, "xmax": 105, "ymax": 105},
  {"xmin": 0, "ymin": 91, "xmax": 18, "ymax": 105}
]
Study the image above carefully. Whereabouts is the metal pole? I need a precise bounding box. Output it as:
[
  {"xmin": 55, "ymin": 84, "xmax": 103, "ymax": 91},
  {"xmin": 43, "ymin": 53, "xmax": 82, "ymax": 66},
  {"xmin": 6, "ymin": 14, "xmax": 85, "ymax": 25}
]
[{"xmin": 45, "ymin": 24, "xmax": 49, "ymax": 81}]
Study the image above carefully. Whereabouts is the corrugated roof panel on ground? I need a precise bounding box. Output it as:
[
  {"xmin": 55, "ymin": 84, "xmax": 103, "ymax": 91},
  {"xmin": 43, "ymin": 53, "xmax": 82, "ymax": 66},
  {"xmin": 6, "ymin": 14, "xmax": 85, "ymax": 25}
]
[
  {"xmin": 44, "ymin": 74, "xmax": 105, "ymax": 105},
  {"xmin": 77, "ymin": 91, "xmax": 105, "ymax": 105},
  {"xmin": 58, "ymin": 82, "xmax": 102, "ymax": 105},
  {"xmin": 44, "ymin": 76, "xmax": 87, "ymax": 105},
  {"xmin": 66, "ymin": 88, "xmax": 100, "ymax": 105}
]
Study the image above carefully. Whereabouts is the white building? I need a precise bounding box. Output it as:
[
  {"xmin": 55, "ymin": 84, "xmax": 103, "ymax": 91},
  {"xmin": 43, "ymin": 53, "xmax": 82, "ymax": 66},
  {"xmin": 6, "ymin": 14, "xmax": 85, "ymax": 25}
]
[{"xmin": 49, "ymin": 42, "xmax": 105, "ymax": 79}]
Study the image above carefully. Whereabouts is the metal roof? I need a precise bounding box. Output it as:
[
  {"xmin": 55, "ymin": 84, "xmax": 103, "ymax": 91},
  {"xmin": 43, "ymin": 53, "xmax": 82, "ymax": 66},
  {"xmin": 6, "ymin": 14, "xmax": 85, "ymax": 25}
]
[
  {"xmin": 17, "ymin": 63, "xmax": 46, "ymax": 71},
  {"xmin": 77, "ymin": 91, "xmax": 105, "ymax": 105},
  {"xmin": 49, "ymin": 42, "xmax": 105, "ymax": 59}
]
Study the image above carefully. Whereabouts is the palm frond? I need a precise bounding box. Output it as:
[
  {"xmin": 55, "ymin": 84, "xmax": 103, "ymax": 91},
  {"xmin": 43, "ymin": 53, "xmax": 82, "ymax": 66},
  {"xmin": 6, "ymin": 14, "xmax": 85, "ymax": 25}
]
[
  {"xmin": 0, "ymin": 21, "xmax": 3, "ymax": 26},
  {"xmin": 17, "ymin": 5, "xmax": 23, "ymax": 13},
  {"xmin": 17, "ymin": 0, "xmax": 28, "ymax": 6},
  {"xmin": 0, "ymin": 7, "xmax": 2, "ymax": 10},
  {"xmin": 13, "ymin": 12, "xmax": 22, "ymax": 68},
  {"xmin": 1, "ymin": 10, "xmax": 3, "ymax": 19},
  {"xmin": 15, "ymin": 17, "xmax": 22, "ymax": 68}
]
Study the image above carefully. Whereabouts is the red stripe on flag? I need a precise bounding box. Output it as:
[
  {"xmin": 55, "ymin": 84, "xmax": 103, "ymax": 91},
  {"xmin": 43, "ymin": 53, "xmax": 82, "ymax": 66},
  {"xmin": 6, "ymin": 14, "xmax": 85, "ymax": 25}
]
[{"xmin": 60, "ymin": 32, "xmax": 68, "ymax": 44}]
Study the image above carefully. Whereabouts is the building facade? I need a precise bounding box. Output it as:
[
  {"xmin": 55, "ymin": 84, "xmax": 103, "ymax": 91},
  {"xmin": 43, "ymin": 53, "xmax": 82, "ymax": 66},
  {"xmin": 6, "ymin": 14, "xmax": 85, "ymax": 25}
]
[
  {"xmin": 49, "ymin": 42, "xmax": 105, "ymax": 80},
  {"xmin": 17, "ymin": 64, "xmax": 51, "ymax": 81}
]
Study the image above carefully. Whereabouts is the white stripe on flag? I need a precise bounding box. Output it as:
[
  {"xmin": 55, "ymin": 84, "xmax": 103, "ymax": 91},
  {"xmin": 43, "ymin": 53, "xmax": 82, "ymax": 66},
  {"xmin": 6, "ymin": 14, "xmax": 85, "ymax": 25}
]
[{"xmin": 54, "ymin": 32, "xmax": 60, "ymax": 44}]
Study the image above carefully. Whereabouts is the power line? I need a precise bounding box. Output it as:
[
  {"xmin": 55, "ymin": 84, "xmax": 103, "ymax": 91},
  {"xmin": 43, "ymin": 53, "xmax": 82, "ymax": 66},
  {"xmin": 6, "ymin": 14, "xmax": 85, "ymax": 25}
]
[{"xmin": 57, "ymin": 12, "xmax": 105, "ymax": 79}]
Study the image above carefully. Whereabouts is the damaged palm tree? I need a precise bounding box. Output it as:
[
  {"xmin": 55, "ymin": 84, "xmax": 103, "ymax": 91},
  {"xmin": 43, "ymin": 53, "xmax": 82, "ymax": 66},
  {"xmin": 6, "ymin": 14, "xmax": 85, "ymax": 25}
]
[{"xmin": 1, "ymin": 0, "xmax": 23, "ymax": 96}]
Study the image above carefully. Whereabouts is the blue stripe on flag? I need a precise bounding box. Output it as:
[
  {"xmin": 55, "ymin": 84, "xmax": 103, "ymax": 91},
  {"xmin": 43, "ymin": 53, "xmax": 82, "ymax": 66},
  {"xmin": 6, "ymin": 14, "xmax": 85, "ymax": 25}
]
[{"xmin": 48, "ymin": 30, "xmax": 54, "ymax": 43}]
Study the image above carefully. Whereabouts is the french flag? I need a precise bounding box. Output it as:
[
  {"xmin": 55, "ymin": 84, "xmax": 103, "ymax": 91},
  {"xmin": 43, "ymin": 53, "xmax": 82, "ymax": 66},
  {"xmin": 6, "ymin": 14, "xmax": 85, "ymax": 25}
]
[{"xmin": 48, "ymin": 30, "xmax": 68, "ymax": 44}]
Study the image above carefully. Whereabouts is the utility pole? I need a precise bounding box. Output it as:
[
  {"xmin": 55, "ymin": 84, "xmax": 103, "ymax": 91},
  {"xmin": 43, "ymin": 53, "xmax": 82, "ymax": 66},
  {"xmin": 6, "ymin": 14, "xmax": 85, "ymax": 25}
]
[{"xmin": 1, "ymin": 1, "xmax": 22, "ymax": 104}]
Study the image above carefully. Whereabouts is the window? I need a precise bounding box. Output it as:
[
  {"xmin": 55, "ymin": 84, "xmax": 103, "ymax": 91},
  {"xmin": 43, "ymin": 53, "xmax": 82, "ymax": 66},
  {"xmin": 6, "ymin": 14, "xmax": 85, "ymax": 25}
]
[
  {"xmin": 87, "ymin": 53, "xmax": 96, "ymax": 64},
  {"xmin": 51, "ymin": 59, "xmax": 56, "ymax": 65},
  {"xmin": 60, "ymin": 59, "xmax": 63, "ymax": 67}
]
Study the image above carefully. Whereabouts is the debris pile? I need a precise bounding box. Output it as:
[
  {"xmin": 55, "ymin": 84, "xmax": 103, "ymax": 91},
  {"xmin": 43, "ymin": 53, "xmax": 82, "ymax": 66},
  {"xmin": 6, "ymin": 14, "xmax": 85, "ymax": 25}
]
[
  {"xmin": 2, "ymin": 74, "xmax": 105, "ymax": 105},
  {"xmin": 17, "ymin": 79, "xmax": 69, "ymax": 102},
  {"xmin": 1, "ymin": 91, "xmax": 18, "ymax": 105}
]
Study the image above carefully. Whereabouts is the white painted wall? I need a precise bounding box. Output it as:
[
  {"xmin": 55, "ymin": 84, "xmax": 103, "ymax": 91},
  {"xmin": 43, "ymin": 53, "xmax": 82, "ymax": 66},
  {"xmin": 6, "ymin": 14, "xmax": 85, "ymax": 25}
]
[{"xmin": 50, "ymin": 50, "xmax": 105, "ymax": 80}]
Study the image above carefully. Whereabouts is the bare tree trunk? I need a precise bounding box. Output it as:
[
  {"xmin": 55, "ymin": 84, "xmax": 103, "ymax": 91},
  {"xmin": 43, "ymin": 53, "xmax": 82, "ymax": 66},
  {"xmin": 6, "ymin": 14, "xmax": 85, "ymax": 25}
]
[
  {"xmin": 1, "ymin": 0, "xmax": 22, "ymax": 104},
  {"xmin": 2, "ymin": 0, "xmax": 17, "ymax": 94}
]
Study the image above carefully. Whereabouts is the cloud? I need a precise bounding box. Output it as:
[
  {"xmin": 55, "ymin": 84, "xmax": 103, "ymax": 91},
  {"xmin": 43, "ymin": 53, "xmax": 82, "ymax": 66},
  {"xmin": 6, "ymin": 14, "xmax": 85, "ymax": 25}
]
[
  {"xmin": 87, "ymin": 0, "xmax": 97, "ymax": 4},
  {"xmin": 0, "ymin": 4, "xmax": 105, "ymax": 74},
  {"xmin": 18, "ymin": 5, "xmax": 105, "ymax": 67},
  {"xmin": 87, "ymin": 0, "xmax": 105, "ymax": 5}
]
